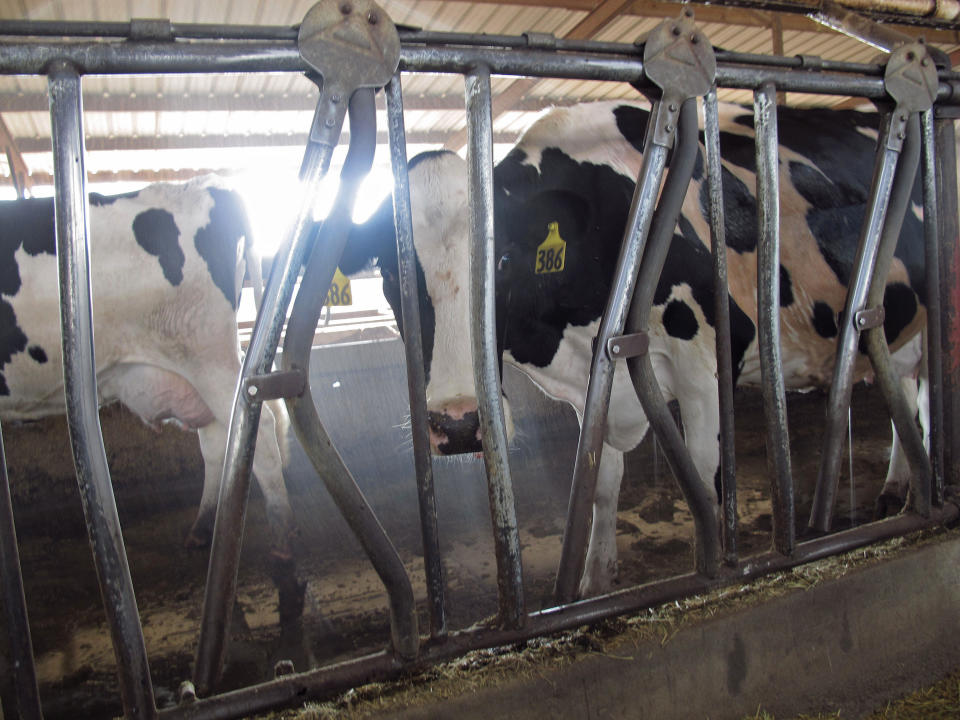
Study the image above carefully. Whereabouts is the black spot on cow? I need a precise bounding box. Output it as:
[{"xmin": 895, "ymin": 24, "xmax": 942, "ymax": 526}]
[
  {"xmin": 692, "ymin": 147, "xmax": 705, "ymax": 182},
  {"xmin": 777, "ymin": 108, "xmax": 926, "ymax": 304},
  {"xmin": 133, "ymin": 208, "xmax": 184, "ymax": 286},
  {"xmin": 811, "ymin": 301, "xmax": 838, "ymax": 339},
  {"xmin": 663, "ymin": 299, "xmax": 699, "ymax": 340},
  {"xmin": 699, "ymin": 166, "xmax": 759, "ymax": 254},
  {"xmin": 613, "ymin": 105, "xmax": 649, "ymax": 153},
  {"xmin": 717, "ymin": 130, "xmax": 757, "ymax": 174},
  {"xmin": 28, "ymin": 345, "xmax": 47, "ymax": 364},
  {"xmin": 194, "ymin": 187, "xmax": 250, "ymax": 309},
  {"xmin": 90, "ymin": 188, "xmax": 141, "ymax": 206},
  {"xmin": 0, "ymin": 299, "xmax": 27, "ymax": 396},
  {"xmin": 779, "ymin": 265, "xmax": 794, "ymax": 307},
  {"xmin": 882, "ymin": 282, "xmax": 918, "ymax": 345},
  {"xmin": 0, "ymin": 197, "xmax": 56, "ymax": 297}
]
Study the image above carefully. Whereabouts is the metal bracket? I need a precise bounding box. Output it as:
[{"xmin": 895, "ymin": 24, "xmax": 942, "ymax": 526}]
[
  {"xmin": 298, "ymin": 0, "xmax": 400, "ymax": 149},
  {"xmin": 642, "ymin": 10, "xmax": 716, "ymax": 148},
  {"xmin": 607, "ymin": 332, "xmax": 650, "ymax": 360},
  {"xmin": 795, "ymin": 54, "xmax": 824, "ymax": 71},
  {"xmin": 128, "ymin": 18, "xmax": 174, "ymax": 41},
  {"xmin": 243, "ymin": 368, "xmax": 307, "ymax": 401},
  {"xmin": 523, "ymin": 31, "xmax": 557, "ymax": 50},
  {"xmin": 855, "ymin": 305, "xmax": 886, "ymax": 331}
]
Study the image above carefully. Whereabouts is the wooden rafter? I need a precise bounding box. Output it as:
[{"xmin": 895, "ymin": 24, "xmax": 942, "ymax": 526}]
[{"xmin": 0, "ymin": 114, "xmax": 31, "ymax": 198}]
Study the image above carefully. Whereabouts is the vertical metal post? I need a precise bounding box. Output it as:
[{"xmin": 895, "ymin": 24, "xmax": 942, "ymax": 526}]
[
  {"xmin": 385, "ymin": 71, "xmax": 448, "ymax": 639},
  {"xmin": 555, "ymin": 103, "xmax": 669, "ymax": 603},
  {"xmin": 703, "ymin": 88, "xmax": 738, "ymax": 566},
  {"xmin": 465, "ymin": 64, "xmax": 525, "ymax": 628},
  {"xmin": 48, "ymin": 61, "xmax": 157, "ymax": 720},
  {"xmin": 809, "ymin": 110, "xmax": 904, "ymax": 532},
  {"xmin": 0, "ymin": 425, "xmax": 43, "ymax": 720},
  {"xmin": 935, "ymin": 108, "xmax": 959, "ymax": 488},
  {"xmin": 193, "ymin": 136, "xmax": 337, "ymax": 697},
  {"xmin": 921, "ymin": 109, "xmax": 944, "ymax": 505},
  {"xmin": 754, "ymin": 83, "xmax": 795, "ymax": 556}
]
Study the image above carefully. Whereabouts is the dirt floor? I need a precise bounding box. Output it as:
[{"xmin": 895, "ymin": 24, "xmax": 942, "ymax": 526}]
[{"xmin": 0, "ymin": 347, "xmax": 918, "ymax": 720}]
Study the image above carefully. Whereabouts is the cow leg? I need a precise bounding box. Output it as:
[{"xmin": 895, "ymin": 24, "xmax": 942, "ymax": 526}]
[
  {"xmin": 877, "ymin": 358, "xmax": 929, "ymax": 518},
  {"xmin": 188, "ymin": 420, "xmax": 229, "ymax": 548},
  {"xmin": 579, "ymin": 443, "xmax": 625, "ymax": 598},
  {"xmin": 254, "ymin": 400, "xmax": 295, "ymax": 561}
]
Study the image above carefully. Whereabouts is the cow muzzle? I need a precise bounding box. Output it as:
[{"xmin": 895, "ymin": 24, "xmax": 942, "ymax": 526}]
[{"xmin": 426, "ymin": 396, "xmax": 514, "ymax": 455}]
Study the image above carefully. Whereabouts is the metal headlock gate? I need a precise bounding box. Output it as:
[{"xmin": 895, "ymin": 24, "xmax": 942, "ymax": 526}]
[{"xmin": 0, "ymin": 1, "xmax": 959, "ymax": 718}]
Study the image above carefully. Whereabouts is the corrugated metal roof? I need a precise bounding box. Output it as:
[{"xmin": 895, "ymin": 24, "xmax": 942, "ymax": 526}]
[{"xmin": 0, "ymin": 0, "xmax": 957, "ymax": 193}]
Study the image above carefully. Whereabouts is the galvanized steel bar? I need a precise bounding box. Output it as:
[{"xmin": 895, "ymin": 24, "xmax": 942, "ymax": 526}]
[
  {"xmin": 48, "ymin": 61, "xmax": 157, "ymax": 720},
  {"xmin": 554, "ymin": 104, "xmax": 669, "ymax": 604},
  {"xmin": 465, "ymin": 64, "xmax": 525, "ymax": 628},
  {"xmin": 192, "ymin": 118, "xmax": 339, "ymax": 699},
  {"xmin": 0, "ymin": 424, "xmax": 42, "ymax": 720},
  {"xmin": 2, "ymin": 40, "xmax": 960, "ymax": 104},
  {"xmin": 809, "ymin": 111, "xmax": 904, "ymax": 533},
  {"xmin": 385, "ymin": 72, "xmax": 448, "ymax": 639},
  {"xmin": 280, "ymin": 88, "xmax": 419, "ymax": 661},
  {"xmin": 626, "ymin": 98, "xmax": 720, "ymax": 578},
  {"xmin": 754, "ymin": 83, "xmax": 795, "ymax": 555},
  {"xmin": 936, "ymin": 108, "xmax": 960, "ymax": 487},
  {"xmin": 862, "ymin": 113, "xmax": 932, "ymax": 516},
  {"xmin": 157, "ymin": 499, "xmax": 960, "ymax": 720},
  {"xmin": 703, "ymin": 88, "xmax": 739, "ymax": 566},
  {"xmin": 921, "ymin": 109, "xmax": 945, "ymax": 504}
]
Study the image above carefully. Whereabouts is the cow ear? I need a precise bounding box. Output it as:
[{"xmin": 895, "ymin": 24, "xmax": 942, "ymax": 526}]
[{"xmin": 341, "ymin": 195, "xmax": 397, "ymax": 275}]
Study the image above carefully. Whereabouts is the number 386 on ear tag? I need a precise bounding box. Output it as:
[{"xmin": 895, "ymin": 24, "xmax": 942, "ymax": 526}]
[
  {"xmin": 325, "ymin": 267, "xmax": 352, "ymax": 306},
  {"xmin": 535, "ymin": 221, "xmax": 566, "ymax": 275}
]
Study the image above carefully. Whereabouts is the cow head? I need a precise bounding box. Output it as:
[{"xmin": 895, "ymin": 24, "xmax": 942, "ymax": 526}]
[{"xmin": 344, "ymin": 150, "xmax": 514, "ymax": 455}]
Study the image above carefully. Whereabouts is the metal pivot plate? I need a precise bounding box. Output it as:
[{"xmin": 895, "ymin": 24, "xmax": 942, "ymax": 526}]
[
  {"xmin": 643, "ymin": 12, "xmax": 716, "ymax": 100},
  {"xmin": 855, "ymin": 305, "xmax": 885, "ymax": 331},
  {"xmin": 642, "ymin": 11, "xmax": 716, "ymax": 147},
  {"xmin": 607, "ymin": 332, "xmax": 650, "ymax": 360},
  {"xmin": 885, "ymin": 42, "xmax": 938, "ymax": 114},
  {"xmin": 298, "ymin": 0, "xmax": 400, "ymax": 92}
]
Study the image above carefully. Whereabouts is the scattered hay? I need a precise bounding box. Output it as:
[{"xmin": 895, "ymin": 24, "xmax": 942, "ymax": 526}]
[{"xmin": 258, "ymin": 525, "xmax": 957, "ymax": 720}]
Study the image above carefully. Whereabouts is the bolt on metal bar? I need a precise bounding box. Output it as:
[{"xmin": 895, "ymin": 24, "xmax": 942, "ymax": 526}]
[
  {"xmin": 280, "ymin": 88, "xmax": 419, "ymax": 661},
  {"xmin": 465, "ymin": 64, "xmax": 525, "ymax": 628},
  {"xmin": 861, "ymin": 113, "xmax": 933, "ymax": 516},
  {"xmin": 48, "ymin": 61, "xmax": 157, "ymax": 720},
  {"xmin": 935, "ymin": 109, "xmax": 960, "ymax": 487},
  {"xmin": 625, "ymin": 98, "xmax": 721, "ymax": 579},
  {"xmin": 809, "ymin": 109, "xmax": 906, "ymax": 533},
  {"xmin": 703, "ymin": 88, "xmax": 739, "ymax": 566},
  {"xmin": 0, "ymin": 424, "xmax": 43, "ymax": 720},
  {"xmin": 554, "ymin": 102, "xmax": 669, "ymax": 604},
  {"xmin": 753, "ymin": 82, "xmax": 795, "ymax": 556},
  {"xmin": 921, "ymin": 109, "xmax": 945, "ymax": 505},
  {"xmin": 192, "ymin": 115, "xmax": 339, "ymax": 699},
  {"xmin": 385, "ymin": 71, "xmax": 448, "ymax": 639}
]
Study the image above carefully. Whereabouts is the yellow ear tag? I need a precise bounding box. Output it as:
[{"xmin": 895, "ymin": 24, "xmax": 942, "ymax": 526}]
[
  {"xmin": 535, "ymin": 221, "xmax": 566, "ymax": 275},
  {"xmin": 325, "ymin": 267, "xmax": 352, "ymax": 306}
]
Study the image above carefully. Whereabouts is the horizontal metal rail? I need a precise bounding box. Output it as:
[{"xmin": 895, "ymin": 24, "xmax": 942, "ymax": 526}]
[{"xmin": 0, "ymin": 39, "xmax": 959, "ymax": 103}]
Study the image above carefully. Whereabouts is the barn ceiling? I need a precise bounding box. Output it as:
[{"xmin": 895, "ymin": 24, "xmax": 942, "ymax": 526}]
[{"xmin": 0, "ymin": 0, "xmax": 958, "ymax": 199}]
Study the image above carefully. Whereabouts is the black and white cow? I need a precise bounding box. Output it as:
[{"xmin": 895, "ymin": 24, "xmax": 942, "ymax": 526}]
[
  {"xmin": 0, "ymin": 176, "xmax": 293, "ymax": 557},
  {"xmin": 343, "ymin": 100, "xmax": 938, "ymax": 596}
]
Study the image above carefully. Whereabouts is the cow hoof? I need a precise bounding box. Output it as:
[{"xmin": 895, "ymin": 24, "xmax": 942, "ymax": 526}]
[
  {"xmin": 874, "ymin": 492, "xmax": 905, "ymax": 520},
  {"xmin": 184, "ymin": 527, "xmax": 212, "ymax": 549}
]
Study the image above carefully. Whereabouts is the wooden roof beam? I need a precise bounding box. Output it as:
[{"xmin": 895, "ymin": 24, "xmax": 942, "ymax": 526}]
[{"xmin": 0, "ymin": 114, "xmax": 31, "ymax": 198}]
